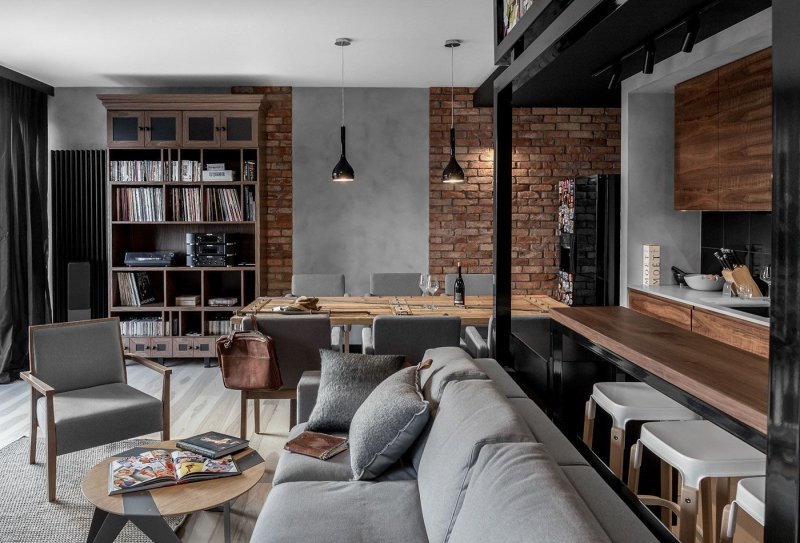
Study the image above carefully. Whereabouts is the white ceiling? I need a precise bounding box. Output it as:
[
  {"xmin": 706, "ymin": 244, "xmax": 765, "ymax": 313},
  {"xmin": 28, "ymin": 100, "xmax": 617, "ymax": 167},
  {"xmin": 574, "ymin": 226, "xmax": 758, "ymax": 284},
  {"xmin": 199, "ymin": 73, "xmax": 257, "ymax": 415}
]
[{"xmin": 0, "ymin": 0, "xmax": 495, "ymax": 88}]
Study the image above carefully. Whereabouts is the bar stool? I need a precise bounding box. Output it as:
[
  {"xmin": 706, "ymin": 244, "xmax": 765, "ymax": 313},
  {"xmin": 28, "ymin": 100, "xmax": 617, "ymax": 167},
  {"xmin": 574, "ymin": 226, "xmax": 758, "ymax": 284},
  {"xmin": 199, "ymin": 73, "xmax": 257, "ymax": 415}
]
[
  {"xmin": 583, "ymin": 382, "xmax": 700, "ymax": 478},
  {"xmin": 627, "ymin": 420, "xmax": 765, "ymax": 543},
  {"xmin": 720, "ymin": 477, "xmax": 765, "ymax": 543}
]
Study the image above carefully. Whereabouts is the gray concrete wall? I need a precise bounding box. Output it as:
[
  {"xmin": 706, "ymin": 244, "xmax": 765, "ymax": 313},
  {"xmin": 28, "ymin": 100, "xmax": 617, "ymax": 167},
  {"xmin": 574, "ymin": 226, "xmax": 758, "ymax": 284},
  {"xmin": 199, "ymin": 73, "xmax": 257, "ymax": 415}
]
[
  {"xmin": 292, "ymin": 87, "xmax": 429, "ymax": 297},
  {"xmin": 48, "ymin": 87, "xmax": 226, "ymax": 149}
]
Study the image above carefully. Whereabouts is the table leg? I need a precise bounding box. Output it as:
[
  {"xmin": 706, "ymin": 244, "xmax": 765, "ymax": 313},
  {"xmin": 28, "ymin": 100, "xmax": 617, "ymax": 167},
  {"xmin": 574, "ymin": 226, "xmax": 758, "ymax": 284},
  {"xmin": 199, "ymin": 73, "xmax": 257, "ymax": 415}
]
[
  {"xmin": 87, "ymin": 509, "xmax": 127, "ymax": 543},
  {"xmin": 129, "ymin": 515, "xmax": 182, "ymax": 542},
  {"xmin": 224, "ymin": 500, "xmax": 232, "ymax": 543},
  {"xmin": 343, "ymin": 328, "xmax": 350, "ymax": 353}
]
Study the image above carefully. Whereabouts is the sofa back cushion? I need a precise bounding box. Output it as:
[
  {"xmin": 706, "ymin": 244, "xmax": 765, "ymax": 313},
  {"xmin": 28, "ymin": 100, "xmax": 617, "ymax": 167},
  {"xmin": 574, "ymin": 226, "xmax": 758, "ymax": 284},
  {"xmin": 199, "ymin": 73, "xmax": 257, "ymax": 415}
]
[
  {"xmin": 416, "ymin": 379, "xmax": 535, "ymax": 543},
  {"xmin": 418, "ymin": 347, "xmax": 488, "ymax": 405},
  {"xmin": 449, "ymin": 442, "xmax": 611, "ymax": 543}
]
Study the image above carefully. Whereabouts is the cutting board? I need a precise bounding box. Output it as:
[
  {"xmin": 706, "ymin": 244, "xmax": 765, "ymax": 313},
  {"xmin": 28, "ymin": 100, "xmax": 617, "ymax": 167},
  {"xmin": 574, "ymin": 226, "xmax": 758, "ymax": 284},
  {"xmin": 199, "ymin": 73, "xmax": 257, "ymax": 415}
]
[{"xmin": 730, "ymin": 266, "xmax": 763, "ymax": 298}]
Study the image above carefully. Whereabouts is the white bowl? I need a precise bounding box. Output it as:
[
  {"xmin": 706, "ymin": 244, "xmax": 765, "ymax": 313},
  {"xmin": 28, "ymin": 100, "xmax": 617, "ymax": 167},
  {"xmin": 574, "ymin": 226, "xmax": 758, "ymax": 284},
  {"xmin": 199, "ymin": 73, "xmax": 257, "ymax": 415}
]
[{"xmin": 684, "ymin": 274, "xmax": 725, "ymax": 291}]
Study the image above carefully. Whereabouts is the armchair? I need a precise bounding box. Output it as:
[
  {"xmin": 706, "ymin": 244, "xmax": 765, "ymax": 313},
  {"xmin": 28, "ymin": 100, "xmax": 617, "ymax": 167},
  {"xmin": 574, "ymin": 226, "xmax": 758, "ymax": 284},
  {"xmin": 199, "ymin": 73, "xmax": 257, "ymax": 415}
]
[{"xmin": 22, "ymin": 318, "xmax": 170, "ymax": 502}]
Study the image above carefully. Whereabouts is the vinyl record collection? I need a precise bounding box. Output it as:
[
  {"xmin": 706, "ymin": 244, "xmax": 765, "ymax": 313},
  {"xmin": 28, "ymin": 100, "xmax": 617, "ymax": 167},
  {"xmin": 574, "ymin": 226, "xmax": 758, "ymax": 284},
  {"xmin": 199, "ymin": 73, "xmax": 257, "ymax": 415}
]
[
  {"xmin": 170, "ymin": 188, "xmax": 202, "ymax": 221},
  {"xmin": 117, "ymin": 271, "xmax": 159, "ymax": 306},
  {"xmin": 244, "ymin": 188, "xmax": 256, "ymax": 221},
  {"xmin": 205, "ymin": 188, "xmax": 243, "ymax": 222},
  {"xmin": 109, "ymin": 160, "xmax": 207, "ymax": 182},
  {"xmin": 115, "ymin": 187, "xmax": 164, "ymax": 221},
  {"xmin": 119, "ymin": 317, "xmax": 166, "ymax": 337}
]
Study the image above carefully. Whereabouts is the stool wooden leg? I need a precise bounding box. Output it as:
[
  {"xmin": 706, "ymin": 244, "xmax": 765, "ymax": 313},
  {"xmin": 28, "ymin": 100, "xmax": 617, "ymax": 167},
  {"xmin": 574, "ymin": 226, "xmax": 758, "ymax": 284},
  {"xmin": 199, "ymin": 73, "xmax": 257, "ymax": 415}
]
[
  {"xmin": 713, "ymin": 478, "xmax": 730, "ymax": 543},
  {"xmin": 253, "ymin": 399, "xmax": 261, "ymax": 434},
  {"xmin": 627, "ymin": 441, "xmax": 643, "ymax": 493},
  {"xmin": 678, "ymin": 485, "xmax": 699, "ymax": 543},
  {"xmin": 719, "ymin": 502, "xmax": 737, "ymax": 543},
  {"xmin": 660, "ymin": 460, "xmax": 673, "ymax": 527},
  {"xmin": 609, "ymin": 426, "xmax": 626, "ymax": 478},
  {"xmin": 582, "ymin": 399, "xmax": 596, "ymax": 448},
  {"xmin": 701, "ymin": 478, "xmax": 714, "ymax": 543},
  {"xmin": 240, "ymin": 392, "xmax": 247, "ymax": 440}
]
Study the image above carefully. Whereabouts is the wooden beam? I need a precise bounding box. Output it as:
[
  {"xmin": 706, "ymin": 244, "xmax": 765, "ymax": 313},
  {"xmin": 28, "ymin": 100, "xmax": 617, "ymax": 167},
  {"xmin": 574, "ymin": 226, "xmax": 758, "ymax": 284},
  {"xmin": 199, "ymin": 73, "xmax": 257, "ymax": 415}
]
[{"xmin": 0, "ymin": 64, "xmax": 54, "ymax": 96}]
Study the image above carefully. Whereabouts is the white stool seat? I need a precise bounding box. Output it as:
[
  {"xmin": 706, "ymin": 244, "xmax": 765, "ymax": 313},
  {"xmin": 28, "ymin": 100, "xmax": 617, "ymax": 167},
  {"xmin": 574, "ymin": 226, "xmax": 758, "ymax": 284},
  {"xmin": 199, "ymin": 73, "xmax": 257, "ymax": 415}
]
[
  {"xmin": 639, "ymin": 421, "xmax": 765, "ymax": 488},
  {"xmin": 592, "ymin": 382, "xmax": 699, "ymax": 428},
  {"xmin": 736, "ymin": 476, "xmax": 766, "ymax": 526}
]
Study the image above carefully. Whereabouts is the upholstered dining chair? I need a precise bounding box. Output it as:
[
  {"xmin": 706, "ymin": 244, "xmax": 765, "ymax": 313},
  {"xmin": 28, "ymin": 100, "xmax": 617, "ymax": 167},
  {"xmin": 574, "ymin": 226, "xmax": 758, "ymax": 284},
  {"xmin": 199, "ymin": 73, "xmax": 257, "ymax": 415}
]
[
  {"xmin": 361, "ymin": 316, "xmax": 462, "ymax": 365},
  {"xmin": 240, "ymin": 314, "xmax": 332, "ymax": 437},
  {"xmin": 368, "ymin": 272, "xmax": 423, "ymax": 296},
  {"xmin": 444, "ymin": 273, "xmax": 494, "ymax": 296},
  {"xmin": 288, "ymin": 274, "xmax": 347, "ymax": 351},
  {"xmin": 21, "ymin": 318, "xmax": 170, "ymax": 502},
  {"xmin": 464, "ymin": 315, "xmax": 550, "ymax": 358}
]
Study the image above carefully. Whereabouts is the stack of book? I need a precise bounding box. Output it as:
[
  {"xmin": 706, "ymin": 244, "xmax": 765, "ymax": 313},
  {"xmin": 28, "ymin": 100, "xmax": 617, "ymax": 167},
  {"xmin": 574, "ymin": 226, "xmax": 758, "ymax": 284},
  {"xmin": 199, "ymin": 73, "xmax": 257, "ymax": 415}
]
[
  {"xmin": 207, "ymin": 318, "xmax": 232, "ymax": 335},
  {"xmin": 180, "ymin": 160, "xmax": 202, "ymax": 182},
  {"xmin": 115, "ymin": 187, "xmax": 164, "ymax": 221},
  {"xmin": 244, "ymin": 189, "xmax": 256, "ymax": 221},
  {"xmin": 119, "ymin": 317, "xmax": 166, "ymax": 337},
  {"xmin": 110, "ymin": 160, "xmax": 169, "ymax": 183},
  {"xmin": 205, "ymin": 188, "xmax": 243, "ymax": 222},
  {"xmin": 243, "ymin": 160, "xmax": 257, "ymax": 181},
  {"xmin": 202, "ymin": 163, "xmax": 236, "ymax": 182},
  {"xmin": 117, "ymin": 271, "xmax": 159, "ymax": 306},
  {"xmin": 170, "ymin": 187, "xmax": 201, "ymax": 221},
  {"xmin": 175, "ymin": 295, "xmax": 201, "ymax": 307}
]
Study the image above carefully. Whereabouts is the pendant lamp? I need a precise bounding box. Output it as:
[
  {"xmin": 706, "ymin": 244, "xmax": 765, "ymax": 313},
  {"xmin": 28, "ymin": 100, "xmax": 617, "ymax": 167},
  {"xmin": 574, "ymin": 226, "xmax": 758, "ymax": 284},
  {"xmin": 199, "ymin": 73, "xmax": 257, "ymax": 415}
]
[
  {"xmin": 332, "ymin": 38, "xmax": 355, "ymax": 182},
  {"xmin": 442, "ymin": 39, "xmax": 465, "ymax": 184}
]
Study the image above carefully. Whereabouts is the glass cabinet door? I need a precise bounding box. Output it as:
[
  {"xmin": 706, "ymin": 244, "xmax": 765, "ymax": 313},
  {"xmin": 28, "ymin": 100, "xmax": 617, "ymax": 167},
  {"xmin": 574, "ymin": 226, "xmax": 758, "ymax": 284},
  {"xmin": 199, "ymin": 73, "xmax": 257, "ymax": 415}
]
[
  {"xmin": 145, "ymin": 111, "xmax": 182, "ymax": 147},
  {"xmin": 221, "ymin": 111, "xmax": 259, "ymax": 148},
  {"xmin": 108, "ymin": 112, "xmax": 145, "ymax": 148},
  {"xmin": 182, "ymin": 111, "xmax": 220, "ymax": 147}
]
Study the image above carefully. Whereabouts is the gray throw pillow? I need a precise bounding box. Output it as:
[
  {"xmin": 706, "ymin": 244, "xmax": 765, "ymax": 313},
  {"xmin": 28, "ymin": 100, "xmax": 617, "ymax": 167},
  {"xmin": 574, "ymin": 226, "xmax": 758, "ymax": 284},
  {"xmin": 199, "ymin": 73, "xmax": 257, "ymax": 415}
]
[
  {"xmin": 349, "ymin": 364, "xmax": 430, "ymax": 480},
  {"xmin": 305, "ymin": 350, "xmax": 404, "ymax": 432}
]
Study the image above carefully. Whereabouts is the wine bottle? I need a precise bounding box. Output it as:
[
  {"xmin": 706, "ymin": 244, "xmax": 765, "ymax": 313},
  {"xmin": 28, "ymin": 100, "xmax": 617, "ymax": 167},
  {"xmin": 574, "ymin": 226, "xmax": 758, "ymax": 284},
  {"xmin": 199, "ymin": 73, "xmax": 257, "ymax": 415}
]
[{"xmin": 454, "ymin": 262, "xmax": 465, "ymax": 306}]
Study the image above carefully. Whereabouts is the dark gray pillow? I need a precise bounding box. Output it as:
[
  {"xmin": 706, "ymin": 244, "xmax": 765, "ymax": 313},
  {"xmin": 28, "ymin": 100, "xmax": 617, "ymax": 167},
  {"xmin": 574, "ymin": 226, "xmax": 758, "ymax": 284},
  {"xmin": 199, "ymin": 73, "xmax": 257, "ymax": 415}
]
[
  {"xmin": 350, "ymin": 364, "xmax": 430, "ymax": 480},
  {"xmin": 305, "ymin": 350, "xmax": 404, "ymax": 432}
]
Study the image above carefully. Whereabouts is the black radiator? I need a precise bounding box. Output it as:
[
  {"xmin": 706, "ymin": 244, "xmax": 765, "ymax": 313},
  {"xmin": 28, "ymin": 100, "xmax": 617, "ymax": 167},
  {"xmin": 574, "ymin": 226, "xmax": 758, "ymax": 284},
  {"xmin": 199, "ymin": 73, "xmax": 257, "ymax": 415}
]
[{"xmin": 51, "ymin": 150, "xmax": 107, "ymax": 322}]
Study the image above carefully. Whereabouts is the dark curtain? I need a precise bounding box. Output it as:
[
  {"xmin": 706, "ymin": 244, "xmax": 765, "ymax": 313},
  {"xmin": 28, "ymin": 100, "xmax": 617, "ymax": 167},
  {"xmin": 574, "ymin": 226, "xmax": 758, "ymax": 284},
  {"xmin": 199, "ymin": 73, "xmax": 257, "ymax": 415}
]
[{"xmin": 0, "ymin": 77, "xmax": 50, "ymax": 384}]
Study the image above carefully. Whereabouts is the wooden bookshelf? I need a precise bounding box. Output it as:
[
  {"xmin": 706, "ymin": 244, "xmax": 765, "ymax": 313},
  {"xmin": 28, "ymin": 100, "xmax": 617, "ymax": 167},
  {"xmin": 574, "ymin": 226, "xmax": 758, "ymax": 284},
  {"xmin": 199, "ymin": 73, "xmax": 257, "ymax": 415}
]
[{"xmin": 100, "ymin": 94, "xmax": 267, "ymax": 361}]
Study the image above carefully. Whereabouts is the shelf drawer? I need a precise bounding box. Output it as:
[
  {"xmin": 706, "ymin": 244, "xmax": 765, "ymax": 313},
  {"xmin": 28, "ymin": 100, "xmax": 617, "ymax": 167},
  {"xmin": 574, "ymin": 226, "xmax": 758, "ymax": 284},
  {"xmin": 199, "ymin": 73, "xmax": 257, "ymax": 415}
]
[{"xmin": 193, "ymin": 337, "xmax": 217, "ymax": 358}]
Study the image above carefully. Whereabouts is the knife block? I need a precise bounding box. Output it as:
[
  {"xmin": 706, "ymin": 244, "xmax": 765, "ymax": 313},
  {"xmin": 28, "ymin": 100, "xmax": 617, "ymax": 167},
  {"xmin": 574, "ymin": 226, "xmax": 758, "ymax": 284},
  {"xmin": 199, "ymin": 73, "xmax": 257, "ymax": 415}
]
[{"xmin": 730, "ymin": 266, "xmax": 764, "ymax": 298}]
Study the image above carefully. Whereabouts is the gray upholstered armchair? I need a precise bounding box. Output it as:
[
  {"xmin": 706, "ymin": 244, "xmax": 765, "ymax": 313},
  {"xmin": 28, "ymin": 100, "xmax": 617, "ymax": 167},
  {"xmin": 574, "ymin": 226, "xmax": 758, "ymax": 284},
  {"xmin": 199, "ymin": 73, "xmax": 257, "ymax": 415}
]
[
  {"xmin": 21, "ymin": 318, "xmax": 170, "ymax": 502},
  {"xmin": 361, "ymin": 315, "xmax": 462, "ymax": 364}
]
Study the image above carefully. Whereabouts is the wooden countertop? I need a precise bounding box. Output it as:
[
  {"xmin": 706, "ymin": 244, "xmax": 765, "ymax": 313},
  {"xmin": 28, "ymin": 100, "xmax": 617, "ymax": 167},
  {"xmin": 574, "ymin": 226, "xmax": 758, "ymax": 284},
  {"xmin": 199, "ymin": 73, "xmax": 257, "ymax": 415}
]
[{"xmin": 550, "ymin": 306, "xmax": 768, "ymax": 435}]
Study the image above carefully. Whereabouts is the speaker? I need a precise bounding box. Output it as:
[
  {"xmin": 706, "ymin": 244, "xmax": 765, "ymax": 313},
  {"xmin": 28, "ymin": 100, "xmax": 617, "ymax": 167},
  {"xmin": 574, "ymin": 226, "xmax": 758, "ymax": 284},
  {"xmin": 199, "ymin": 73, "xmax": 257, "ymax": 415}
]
[{"xmin": 67, "ymin": 262, "xmax": 91, "ymax": 322}]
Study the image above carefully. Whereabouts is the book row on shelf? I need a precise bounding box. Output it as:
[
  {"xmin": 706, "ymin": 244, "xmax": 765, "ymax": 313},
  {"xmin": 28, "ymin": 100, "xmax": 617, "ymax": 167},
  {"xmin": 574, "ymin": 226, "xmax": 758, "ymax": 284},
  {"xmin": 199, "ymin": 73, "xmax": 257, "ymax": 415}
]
[
  {"xmin": 118, "ymin": 271, "xmax": 160, "ymax": 306},
  {"xmin": 120, "ymin": 317, "xmax": 167, "ymax": 337},
  {"xmin": 244, "ymin": 188, "xmax": 256, "ymax": 222},
  {"xmin": 171, "ymin": 188, "xmax": 202, "ymax": 222},
  {"xmin": 110, "ymin": 160, "xmax": 257, "ymax": 183},
  {"xmin": 207, "ymin": 319, "xmax": 233, "ymax": 336},
  {"xmin": 115, "ymin": 187, "xmax": 164, "ymax": 222}
]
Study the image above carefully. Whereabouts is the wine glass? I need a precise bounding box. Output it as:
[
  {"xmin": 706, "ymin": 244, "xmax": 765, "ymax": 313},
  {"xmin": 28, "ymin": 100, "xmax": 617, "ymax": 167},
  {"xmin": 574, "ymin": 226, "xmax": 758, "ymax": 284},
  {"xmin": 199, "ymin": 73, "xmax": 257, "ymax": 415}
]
[
  {"xmin": 427, "ymin": 278, "xmax": 439, "ymax": 297},
  {"xmin": 760, "ymin": 265, "xmax": 772, "ymax": 288},
  {"xmin": 419, "ymin": 274, "xmax": 429, "ymax": 296}
]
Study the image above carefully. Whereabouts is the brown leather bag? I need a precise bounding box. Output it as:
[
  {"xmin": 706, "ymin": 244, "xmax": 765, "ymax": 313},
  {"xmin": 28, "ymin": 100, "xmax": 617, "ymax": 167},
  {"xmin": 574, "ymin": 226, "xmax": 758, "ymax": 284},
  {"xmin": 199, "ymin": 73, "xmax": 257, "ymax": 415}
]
[{"xmin": 216, "ymin": 330, "xmax": 283, "ymax": 390}]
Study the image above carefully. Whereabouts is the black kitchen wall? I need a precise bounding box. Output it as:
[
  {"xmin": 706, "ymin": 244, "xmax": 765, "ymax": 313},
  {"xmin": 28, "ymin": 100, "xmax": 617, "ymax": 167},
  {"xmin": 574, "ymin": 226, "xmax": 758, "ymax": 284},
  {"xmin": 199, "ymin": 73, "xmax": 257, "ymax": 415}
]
[{"xmin": 700, "ymin": 212, "xmax": 771, "ymax": 280}]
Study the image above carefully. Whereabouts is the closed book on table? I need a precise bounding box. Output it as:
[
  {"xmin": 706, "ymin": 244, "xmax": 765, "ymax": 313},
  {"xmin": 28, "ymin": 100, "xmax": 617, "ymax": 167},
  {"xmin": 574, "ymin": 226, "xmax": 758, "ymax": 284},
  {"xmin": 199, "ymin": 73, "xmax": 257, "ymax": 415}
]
[
  {"xmin": 176, "ymin": 431, "xmax": 249, "ymax": 459},
  {"xmin": 284, "ymin": 431, "xmax": 349, "ymax": 460}
]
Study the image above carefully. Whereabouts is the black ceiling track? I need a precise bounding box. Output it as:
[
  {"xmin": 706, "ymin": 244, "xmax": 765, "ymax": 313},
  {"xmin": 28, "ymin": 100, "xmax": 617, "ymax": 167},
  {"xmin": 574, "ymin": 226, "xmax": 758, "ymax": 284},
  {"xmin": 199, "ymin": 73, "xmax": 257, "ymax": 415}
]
[{"xmin": 487, "ymin": 0, "xmax": 772, "ymax": 107}]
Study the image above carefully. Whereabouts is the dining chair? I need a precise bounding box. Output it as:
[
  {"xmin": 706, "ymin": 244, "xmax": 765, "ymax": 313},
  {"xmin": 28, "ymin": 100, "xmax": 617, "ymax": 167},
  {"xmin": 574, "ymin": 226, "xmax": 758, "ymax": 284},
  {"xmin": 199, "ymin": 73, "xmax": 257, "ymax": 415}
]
[
  {"xmin": 288, "ymin": 274, "xmax": 347, "ymax": 350},
  {"xmin": 444, "ymin": 273, "xmax": 494, "ymax": 296},
  {"xmin": 368, "ymin": 272, "xmax": 423, "ymax": 296},
  {"xmin": 240, "ymin": 314, "xmax": 332, "ymax": 437},
  {"xmin": 22, "ymin": 317, "xmax": 170, "ymax": 502},
  {"xmin": 464, "ymin": 315, "xmax": 550, "ymax": 358},
  {"xmin": 361, "ymin": 316, "xmax": 462, "ymax": 365}
]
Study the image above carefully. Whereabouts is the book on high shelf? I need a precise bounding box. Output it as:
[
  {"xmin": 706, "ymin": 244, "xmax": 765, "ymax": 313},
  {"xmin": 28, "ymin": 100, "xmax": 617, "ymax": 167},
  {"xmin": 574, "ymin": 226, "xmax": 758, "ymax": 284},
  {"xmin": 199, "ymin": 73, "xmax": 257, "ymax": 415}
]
[
  {"xmin": 202, "ymin": 170, "xmax": 236, "ymax": 181},
  {"xmin": 206, "ymin": 163, "xmax": 226, "ymax": 171},
  {"xmin": 175, "ymin": 295, "xmax": 201, "ymax": 306},
  {"xmin": 107, "ymin": 448, "xmax": 240, "ymax": 495},
  {"xmin": 176, "ymin": 432, "xmax": 249, "ymax": 459}
]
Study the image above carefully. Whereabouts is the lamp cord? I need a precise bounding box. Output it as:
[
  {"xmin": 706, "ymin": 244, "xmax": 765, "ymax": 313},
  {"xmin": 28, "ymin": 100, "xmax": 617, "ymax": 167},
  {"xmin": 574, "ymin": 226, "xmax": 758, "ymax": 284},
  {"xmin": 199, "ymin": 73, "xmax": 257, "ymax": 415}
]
[
  {"xmin": 450, "ymin": 45, "xmax": 454, "ymax": 129},
  {"xmin": 341, "ymin": 43, "xmax": 345, "ymax": 126}
]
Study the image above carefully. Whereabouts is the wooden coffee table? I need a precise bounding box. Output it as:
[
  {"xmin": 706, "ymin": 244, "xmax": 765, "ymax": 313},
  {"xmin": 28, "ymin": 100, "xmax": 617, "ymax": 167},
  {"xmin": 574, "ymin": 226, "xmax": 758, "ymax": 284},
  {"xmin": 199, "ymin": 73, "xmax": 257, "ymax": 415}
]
[{"xmin": 81, "ymin": 441, "xmax": 265, "ymax": 543}]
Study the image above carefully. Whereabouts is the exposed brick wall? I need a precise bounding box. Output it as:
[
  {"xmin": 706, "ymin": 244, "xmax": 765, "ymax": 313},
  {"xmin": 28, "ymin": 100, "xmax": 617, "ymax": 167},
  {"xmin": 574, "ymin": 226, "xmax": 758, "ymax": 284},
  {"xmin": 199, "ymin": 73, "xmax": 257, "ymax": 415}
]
[
  {"xmin": 233, "ymin": 86, "xmax": 293, "ymax": 296},
  {"xmin": 429, "ymin": 87, "xmax": 620, "ymax": 296}
]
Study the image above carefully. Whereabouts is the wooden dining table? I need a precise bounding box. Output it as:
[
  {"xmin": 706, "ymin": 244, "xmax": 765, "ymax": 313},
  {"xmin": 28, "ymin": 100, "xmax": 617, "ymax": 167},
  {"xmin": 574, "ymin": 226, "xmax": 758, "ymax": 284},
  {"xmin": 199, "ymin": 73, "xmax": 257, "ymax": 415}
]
[{"xmin": 240, "ymin": 294, "xmax": 566, "ymax": 351}]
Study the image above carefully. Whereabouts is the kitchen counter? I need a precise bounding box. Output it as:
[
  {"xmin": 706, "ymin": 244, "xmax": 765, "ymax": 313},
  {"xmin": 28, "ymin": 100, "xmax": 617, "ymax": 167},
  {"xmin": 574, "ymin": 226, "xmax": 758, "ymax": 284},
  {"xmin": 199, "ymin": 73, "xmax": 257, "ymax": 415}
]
[{"xmin": 628, "ymin": 284, "xmax": 769, "ymax": 327}]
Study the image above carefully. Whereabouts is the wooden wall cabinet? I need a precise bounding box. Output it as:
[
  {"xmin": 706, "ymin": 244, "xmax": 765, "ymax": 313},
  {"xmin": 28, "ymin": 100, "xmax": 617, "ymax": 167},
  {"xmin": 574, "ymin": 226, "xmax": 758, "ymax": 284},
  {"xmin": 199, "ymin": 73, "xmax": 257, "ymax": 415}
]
[
  {"xmin": 628, "ymin": 289, "xmax": 769, "ymax": 357},
  {"xmin": 109, "ymin": 111, "xmax": 182, "ymax": 148},
  {"xmin": 182, "ymin": 111, "xmax": 259, "ymax": 148},
  {"xmin": 674, "ymin": 48, "xmax": 772, "ymax": 211}
]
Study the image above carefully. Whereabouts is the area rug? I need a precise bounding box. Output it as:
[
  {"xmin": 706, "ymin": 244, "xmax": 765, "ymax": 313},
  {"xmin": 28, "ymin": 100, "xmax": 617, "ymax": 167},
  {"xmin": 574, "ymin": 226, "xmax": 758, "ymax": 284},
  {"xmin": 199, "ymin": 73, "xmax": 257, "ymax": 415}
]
[{"xmin": 0, "ymin": 437, "xmax": 185, "ymax": 543}]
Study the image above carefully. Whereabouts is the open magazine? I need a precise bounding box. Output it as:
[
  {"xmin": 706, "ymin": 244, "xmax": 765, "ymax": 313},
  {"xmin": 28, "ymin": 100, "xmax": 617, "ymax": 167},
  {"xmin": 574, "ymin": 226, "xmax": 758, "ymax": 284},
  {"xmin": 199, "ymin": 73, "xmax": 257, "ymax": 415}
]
[{"xmin": 108, "ymin": 449, "xmax": 240, "ymax": 495}]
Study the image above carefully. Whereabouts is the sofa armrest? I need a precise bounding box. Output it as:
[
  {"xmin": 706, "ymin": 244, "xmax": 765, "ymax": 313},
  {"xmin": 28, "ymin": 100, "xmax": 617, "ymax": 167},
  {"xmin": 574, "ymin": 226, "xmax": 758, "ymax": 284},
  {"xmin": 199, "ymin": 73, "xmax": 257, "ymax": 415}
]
[
  {"xmin": 463, "ymin": 326, "xmax": 489, "ymax": 358},
  {"xmin": 361, "ymin": 326, "xmax": 374, "ymax": 355},
  {"xmin": 297, "ymin": 371, "xmax": 321, "ymax": 424}
]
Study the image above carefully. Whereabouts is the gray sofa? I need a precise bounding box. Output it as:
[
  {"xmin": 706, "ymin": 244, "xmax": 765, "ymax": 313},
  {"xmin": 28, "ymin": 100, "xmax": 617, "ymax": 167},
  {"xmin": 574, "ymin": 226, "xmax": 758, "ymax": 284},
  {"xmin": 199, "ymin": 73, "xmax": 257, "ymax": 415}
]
[{"xmin": 251, "ymin": 347, "xmax": 658, "ymax": 543}]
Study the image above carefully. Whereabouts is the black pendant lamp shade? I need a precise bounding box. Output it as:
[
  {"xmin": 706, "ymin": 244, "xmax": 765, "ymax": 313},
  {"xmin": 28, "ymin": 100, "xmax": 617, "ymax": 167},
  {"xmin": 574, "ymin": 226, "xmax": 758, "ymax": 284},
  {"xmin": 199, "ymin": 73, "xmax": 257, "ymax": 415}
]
[
  {"xmin": 442, "ymin": 127, "xmax": 465, "ymax": 183},
  {"xmin": 332, "ymin": 38, "xmax": 354, "ymax": 182},
  {"xmin": 332, "ymin": 125, "xmax": 354, "ymax": 182},
  {"xmin": 442, "ymin": 39, "xmax": 464, "ymax": 184}
]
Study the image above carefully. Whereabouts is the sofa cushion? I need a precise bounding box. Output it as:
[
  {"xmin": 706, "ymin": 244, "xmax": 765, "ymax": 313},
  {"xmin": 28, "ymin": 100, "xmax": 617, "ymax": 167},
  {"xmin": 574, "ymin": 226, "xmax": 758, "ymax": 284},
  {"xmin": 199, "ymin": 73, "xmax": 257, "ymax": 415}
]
[
  {"xmin": 416, "ymin": 379, "xmax": 535, "ymax": 543},
  {"xmin": 273, "ymin": 423, "xmax": 352, "ymax": 485},
  {"xmin": 563, "ymin": 465, "xmax": 660, "ymax": 543},
  {"xmin": 350, "ymin": 365, "xmax": 430, "ymax": 480},
  {"xmin": 472, "ymin": 358, "xmax": 526, "ymax": 398},
  {"xmin": 418, "ymin": 347, "xmax": 488, "ymax": 405},
  {"xmin": 449, "ymin": 443, "xmax": 611, "ymax": 543},
  {"xmin": 508, "ymin": 397, "xmax": 588, "ymax": 467},
  {"xmin": 306, "ymin": 350, "xmax": 404, "ymax": 432},
  {"xmin": 252, "ymin": 480, "xmax": 429, "ymax": 543},
  {"xmin": 37, "ymin": 382, "xmax": 162, "ymax": 455}
]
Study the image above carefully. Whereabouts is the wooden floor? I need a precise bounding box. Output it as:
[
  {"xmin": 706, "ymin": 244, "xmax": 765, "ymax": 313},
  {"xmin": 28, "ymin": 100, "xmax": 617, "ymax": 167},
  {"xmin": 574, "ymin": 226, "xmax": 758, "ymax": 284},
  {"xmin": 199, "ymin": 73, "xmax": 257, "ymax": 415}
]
[{"xmin": 0, "ymin": 360, "xmax": 287, "ymax": 543}]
